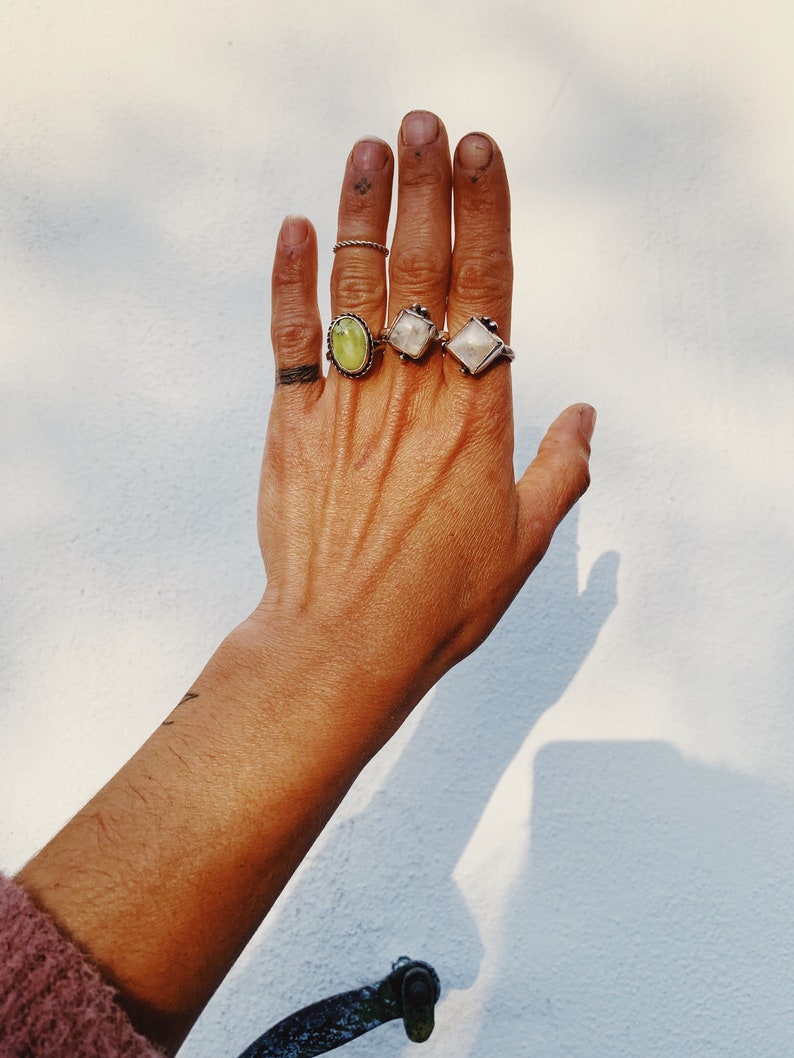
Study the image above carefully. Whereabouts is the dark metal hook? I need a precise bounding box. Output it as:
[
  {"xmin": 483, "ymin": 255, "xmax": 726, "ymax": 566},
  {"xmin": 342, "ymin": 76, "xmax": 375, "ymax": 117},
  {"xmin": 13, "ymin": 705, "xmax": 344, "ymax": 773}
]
[{"xmin": 236, "ymin": 957, "xmax": 441, "ymax": 1058}]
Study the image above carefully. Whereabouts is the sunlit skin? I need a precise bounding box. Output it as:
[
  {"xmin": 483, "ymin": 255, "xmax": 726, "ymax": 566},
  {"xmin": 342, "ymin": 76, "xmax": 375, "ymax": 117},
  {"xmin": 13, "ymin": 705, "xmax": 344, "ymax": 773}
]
[{"xmin": 16, "ymin": 111, "xmax": 594, "ymax": 1054}]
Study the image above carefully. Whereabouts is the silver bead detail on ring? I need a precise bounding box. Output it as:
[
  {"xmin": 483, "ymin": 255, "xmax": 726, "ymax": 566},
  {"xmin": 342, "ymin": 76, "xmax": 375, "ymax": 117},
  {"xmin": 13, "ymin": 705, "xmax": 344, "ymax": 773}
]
[
  {"xmin": 327, "ymin": 312, "xmax": 380, "ymax": 378},
  {"xmin": 382, "ymin": 304, "xmax": 445, "ymax": 362},
  {"xmin": 332, "ymin": 239, "xmax": 390, "ymax": 256},
  {"xmin": 443, "ymin": 316, "xmax": 516, "ymax": 375}
]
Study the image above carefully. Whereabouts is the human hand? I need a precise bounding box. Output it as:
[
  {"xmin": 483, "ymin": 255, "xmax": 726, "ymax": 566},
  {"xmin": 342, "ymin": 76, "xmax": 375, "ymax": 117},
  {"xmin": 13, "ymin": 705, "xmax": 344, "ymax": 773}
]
[
  {"xmin": 256, "ymin": 110, "xmax": 594, "ymax": 712},
  {"xmin": 12, "ymin": 115, "xmax": 594, "ymax": 1053}
]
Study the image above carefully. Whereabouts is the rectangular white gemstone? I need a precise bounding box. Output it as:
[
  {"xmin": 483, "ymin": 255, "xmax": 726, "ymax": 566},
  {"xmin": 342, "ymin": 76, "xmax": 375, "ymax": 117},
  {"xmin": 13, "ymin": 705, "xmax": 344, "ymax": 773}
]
[
  {"xmin": 389, "ymin": 310, "xmax": 435, "ymax": 359},
  {"xmin": 446, "ymin": 318, "xmax": 501, "ymax": 373}
]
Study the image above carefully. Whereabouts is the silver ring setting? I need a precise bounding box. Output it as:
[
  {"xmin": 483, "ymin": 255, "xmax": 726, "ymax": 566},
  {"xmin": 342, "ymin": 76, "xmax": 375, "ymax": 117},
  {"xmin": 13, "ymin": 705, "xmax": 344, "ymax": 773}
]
[
  {"xmin": 327, "ymin": 313, "xmax": 380, "ymax": 378},
  {"xmin": 382, "ymin": 304, "xmax": 446, "ymax": 362},
  {"xmin": 332, "ymin": 239, "xmax": 389, "ymax": 256},
  {"xmin": 443, "ymin": 316, "xmax": 516, "ymax": 375}
]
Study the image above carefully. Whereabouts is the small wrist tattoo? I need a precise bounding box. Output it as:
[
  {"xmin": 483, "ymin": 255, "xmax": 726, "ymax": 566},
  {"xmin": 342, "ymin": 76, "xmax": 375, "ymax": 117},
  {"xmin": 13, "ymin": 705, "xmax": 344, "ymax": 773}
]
[
  {"xmin": 278, "ymin": 364, "xmax": 321, "ymax": 386},
  {"xmin": 162, "ymin": 691, "xmax": 199, "ymax": 725}
]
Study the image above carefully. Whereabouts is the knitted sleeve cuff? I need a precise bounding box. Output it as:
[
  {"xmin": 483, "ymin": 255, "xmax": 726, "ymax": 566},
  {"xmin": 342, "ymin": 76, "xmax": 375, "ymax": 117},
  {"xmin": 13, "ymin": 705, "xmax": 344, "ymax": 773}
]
[{"xmin": 0, "ymin": 871, "xmax": 165, "ymax": 1058}]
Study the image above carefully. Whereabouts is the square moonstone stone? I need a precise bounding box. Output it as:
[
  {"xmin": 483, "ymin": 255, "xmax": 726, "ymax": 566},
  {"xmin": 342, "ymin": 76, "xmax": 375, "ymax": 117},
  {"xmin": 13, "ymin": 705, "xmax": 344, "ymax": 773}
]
[
  {"xmin": 445, "ymin": 318, "xmax": 502, "ymax": 374},
  {"xmin": 388, "ymin": 309, "xmax": 436, "ymax": 360}
]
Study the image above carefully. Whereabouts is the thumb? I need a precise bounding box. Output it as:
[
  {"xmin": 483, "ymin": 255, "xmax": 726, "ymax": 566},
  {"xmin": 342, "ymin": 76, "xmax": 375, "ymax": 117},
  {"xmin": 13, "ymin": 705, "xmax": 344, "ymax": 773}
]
[{"xmin": 516, "ymin": 403, "xmax": 596, "ymax": 564}]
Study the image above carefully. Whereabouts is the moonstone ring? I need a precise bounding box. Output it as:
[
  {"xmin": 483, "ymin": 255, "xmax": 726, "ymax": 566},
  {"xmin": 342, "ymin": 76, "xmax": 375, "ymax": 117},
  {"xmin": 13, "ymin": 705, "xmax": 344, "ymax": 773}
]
[
  {"xmin": 443, "ymin": 317, "xmax": 515, "ymax": 375},
  {"xmin": 327, "ymin": 313, "xmax": 381, "ymax": 378},
  {"xmin": 382, "ymin": 304, "xmax": 446, "ymax": 361}
]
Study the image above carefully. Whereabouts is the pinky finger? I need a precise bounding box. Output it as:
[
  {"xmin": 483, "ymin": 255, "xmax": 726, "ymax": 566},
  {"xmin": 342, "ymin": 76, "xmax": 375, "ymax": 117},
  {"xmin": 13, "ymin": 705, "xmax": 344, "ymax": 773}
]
[{"xmin": 271, "ymin": 215, "xmax": 324, "ymax": 395}]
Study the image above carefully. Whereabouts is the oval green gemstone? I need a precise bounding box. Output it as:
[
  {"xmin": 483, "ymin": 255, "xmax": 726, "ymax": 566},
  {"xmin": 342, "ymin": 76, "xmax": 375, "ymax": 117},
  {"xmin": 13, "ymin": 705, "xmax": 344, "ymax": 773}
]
[{"xmin": 330, "ymin": 315, "xmax": 370, "ymax": 375}]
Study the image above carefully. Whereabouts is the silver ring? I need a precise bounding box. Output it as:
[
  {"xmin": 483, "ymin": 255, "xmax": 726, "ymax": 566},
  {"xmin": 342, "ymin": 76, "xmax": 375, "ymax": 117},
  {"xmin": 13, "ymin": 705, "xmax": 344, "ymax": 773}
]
[
  {"xmin": 443, "ymin": 316, "xmax": 515, "ymax": 375},
  {"xmin": 381, "ymin": 304, "xmax": 446, "ymax": 362},
  {"xmin": 327, "ymin": 312, "xmax": 381, "ymax": 378},
  {"xmin": 333, "ymin": 239, "xmax": 389, "ymax": 256}
]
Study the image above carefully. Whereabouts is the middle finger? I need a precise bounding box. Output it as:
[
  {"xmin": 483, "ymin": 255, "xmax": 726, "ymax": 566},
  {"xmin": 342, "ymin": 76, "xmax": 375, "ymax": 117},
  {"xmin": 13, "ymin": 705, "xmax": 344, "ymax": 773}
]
[{"xmin": 387, "ymin": 111, "xmax": 452, "ymax": 374}]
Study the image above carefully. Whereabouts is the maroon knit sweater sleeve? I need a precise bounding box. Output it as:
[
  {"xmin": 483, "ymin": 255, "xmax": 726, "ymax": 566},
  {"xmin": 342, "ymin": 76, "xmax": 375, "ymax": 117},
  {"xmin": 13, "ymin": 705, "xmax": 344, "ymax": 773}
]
[{"xmin": 0, "ymin": 872, "xmax": 164, "ymax": 1058}]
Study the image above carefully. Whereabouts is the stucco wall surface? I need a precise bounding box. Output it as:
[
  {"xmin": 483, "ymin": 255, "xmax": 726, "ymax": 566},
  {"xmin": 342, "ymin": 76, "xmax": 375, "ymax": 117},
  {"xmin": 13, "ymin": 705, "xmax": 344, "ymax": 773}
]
[{"xmin": 2, "ymin": 2, "xmax": 793, "ymax": 1056}]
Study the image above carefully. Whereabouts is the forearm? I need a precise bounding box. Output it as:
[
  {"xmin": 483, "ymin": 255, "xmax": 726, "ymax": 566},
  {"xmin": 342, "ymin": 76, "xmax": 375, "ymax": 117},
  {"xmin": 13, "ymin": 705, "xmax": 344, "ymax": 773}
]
[
  {"xmin": 13, "ymin": 109, "xmax": 595, "ymax": 1057},
  {"xmin": 15, "ymin": 609, "xmax": 419, "ymax": 1053}
]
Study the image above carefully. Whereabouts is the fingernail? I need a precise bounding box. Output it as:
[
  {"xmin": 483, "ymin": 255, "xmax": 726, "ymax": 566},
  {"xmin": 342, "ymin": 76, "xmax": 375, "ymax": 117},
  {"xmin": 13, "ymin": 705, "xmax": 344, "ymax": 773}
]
[
  {"xmin": 281, "ymin": 214, "xmax": 309, "ymax": 247},
  {"xmin": 579, "ymin": 403, "xmax": 597, "ymax": 441},
  {"xmin": 402, "ymin": 110, "xmax": 439, "ymax": 147},
  {"xmin": 457, "ymin": 133, "xmax": 494, "ymax": 171},
  {"xmin": 353, "ymin": 138, "xmax": 389, "ymax": 171}
]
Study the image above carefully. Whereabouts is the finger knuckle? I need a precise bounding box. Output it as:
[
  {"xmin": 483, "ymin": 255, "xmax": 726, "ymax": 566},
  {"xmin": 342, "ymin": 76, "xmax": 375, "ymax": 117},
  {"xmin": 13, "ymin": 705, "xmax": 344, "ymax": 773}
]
[
  {"xmin": 450, "ymin": 254, "xmax": 513, "ymax": 315},
  {"xmin": 332, "ymin": 267, "xmax": 387, "ymax": 318},
  {"xmin": 577, "ymin": 457, "xmax": 592, "ymax": 498},
  {"xmin": 389, "ymin": 245, "xmax": 449, "ymax": 300},
  {"xmin": 400, "ymin": 157, "xmax": 450, "ymax": 193},
  {"xmin": 277, "ymin": 244, "xmax": 315, "ymax": 288},
  {"xmin": 271, "ymin": 314, "xmax": 322, "ymax": 360},
  {"xmin": 558, "ymin": 453, "xmax": 591, "ymax": 513}
]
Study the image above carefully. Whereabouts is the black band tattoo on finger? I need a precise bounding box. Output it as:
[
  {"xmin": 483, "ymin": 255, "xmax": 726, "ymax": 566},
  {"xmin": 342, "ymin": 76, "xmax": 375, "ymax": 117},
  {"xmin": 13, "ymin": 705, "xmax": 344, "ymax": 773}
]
[{"xmin": 278, "ymin": 364, "xmax": 321, "ymax": 386}]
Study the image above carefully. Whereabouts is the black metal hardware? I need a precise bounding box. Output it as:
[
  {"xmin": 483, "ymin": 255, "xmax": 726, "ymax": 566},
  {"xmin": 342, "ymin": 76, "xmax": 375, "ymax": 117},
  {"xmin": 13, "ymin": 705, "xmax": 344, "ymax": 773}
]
[{"xmin": 236, "ymin": 957, "xmax": 441, "ymax": 1058}]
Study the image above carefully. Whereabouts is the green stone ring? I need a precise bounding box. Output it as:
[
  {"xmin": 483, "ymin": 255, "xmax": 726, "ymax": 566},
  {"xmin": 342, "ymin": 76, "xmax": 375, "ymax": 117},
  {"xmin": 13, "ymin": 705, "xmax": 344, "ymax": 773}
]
[{"xmin": 327, "ymin": 313, "xmax": 380, "ymax": 378}]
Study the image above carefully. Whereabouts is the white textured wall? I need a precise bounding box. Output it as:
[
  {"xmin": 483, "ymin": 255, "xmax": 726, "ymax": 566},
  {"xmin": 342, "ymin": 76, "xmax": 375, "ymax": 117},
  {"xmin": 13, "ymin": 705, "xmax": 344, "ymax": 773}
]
[{"xmin": 2, "ymin": 2, "xmax": 794, "ymax": 1055}]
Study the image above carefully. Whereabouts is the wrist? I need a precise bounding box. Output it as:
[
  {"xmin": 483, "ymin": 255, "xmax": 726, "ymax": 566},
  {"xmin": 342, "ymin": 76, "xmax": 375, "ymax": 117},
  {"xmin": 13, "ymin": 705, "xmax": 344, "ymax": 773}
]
[
  {"xmin": 236, "ymin": 594, "xmax": 436, "ymax": 739},
  {"xmin": 169, "ymin": 601, "xmax": 431, "ymax": 803}
]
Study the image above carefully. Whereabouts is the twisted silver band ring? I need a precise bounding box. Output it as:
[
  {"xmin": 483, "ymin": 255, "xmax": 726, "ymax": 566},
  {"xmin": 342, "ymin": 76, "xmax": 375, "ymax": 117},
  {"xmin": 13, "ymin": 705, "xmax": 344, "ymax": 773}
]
[{"xmin": 333, "ymin": 239, "xmax": 390, "ymax": 256}]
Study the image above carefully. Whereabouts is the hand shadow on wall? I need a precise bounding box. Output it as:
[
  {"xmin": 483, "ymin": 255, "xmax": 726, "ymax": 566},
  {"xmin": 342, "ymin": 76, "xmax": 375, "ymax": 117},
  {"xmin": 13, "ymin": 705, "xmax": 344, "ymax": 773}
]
[
  {"xmin": 189, "ymin": 482, "xmax": 619, "ymax": 1058},
  {"xmin": 471, "ymin": 741, "xmax": 794, "ymax": 1058}
]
